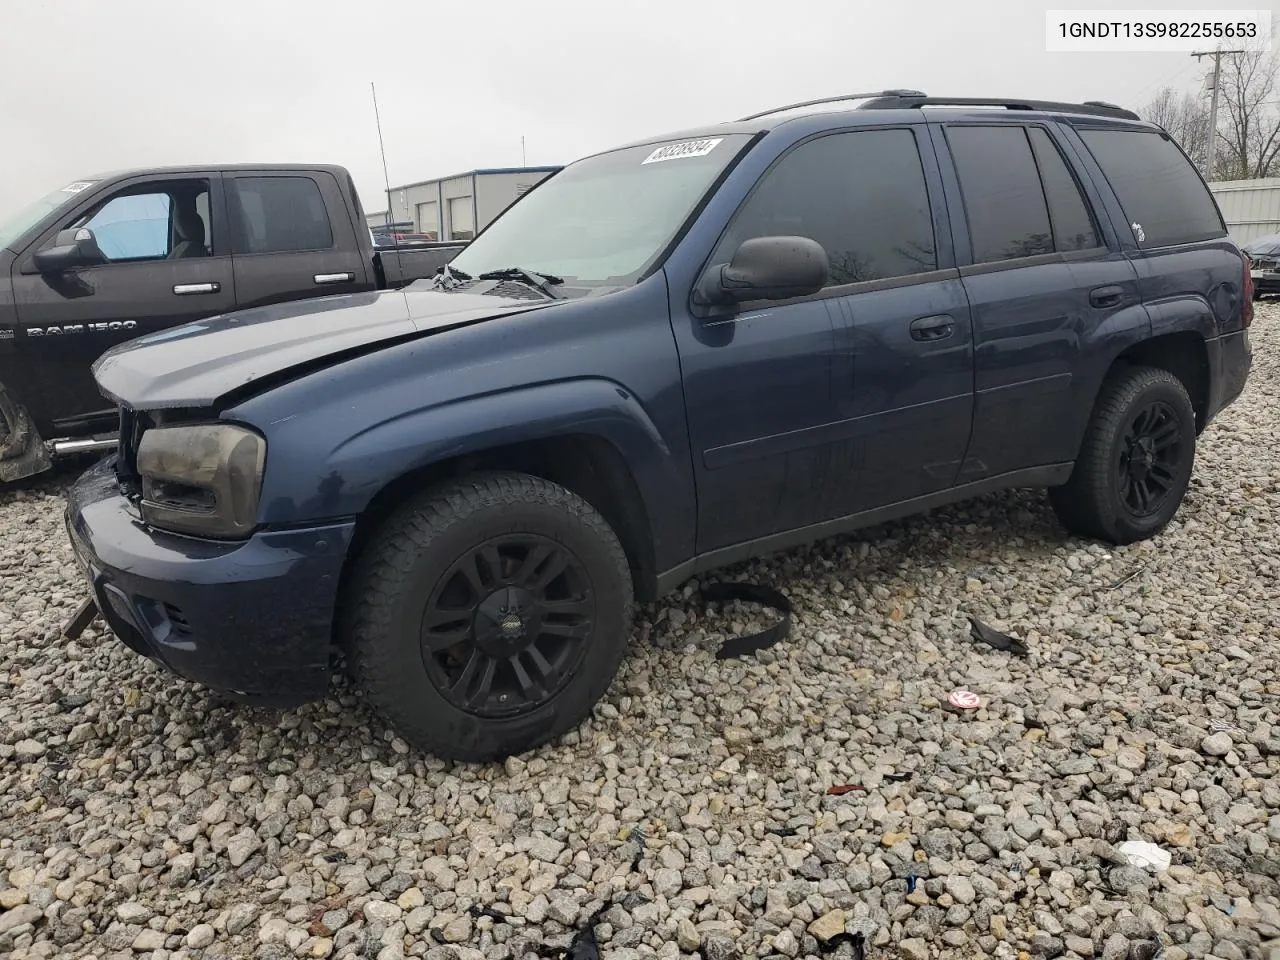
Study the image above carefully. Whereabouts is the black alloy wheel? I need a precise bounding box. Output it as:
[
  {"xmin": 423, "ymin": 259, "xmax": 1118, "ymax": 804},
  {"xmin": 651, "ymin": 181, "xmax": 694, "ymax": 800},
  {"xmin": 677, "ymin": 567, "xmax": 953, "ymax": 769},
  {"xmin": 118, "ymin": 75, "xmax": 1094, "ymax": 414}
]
[
  {"xmin": 1116, "ymin": 400, "xmax": 1183, "ymax": 519},
  {"xmin": 421, "ymin": 535, "xmax": 595, "ymax": 718},
  {"xmin": 344, "ymin": 471, "xmax": 633, "ymax": 762},
  {"xmin": 1049, "ymin": 365, "xmax": 1196, "ymax": 545}
]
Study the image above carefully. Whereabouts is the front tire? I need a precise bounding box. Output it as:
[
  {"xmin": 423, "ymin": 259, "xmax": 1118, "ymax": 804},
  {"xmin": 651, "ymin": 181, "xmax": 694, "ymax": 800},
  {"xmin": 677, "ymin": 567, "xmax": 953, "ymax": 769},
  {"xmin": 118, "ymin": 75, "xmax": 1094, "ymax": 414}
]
[
  {"xmin": 344, "ymin": 472, "xmax": 633, "ymax": 762},
  {"xmin": 1049, "ymin": 366, "xmax": 1196, "ymax": 544}
]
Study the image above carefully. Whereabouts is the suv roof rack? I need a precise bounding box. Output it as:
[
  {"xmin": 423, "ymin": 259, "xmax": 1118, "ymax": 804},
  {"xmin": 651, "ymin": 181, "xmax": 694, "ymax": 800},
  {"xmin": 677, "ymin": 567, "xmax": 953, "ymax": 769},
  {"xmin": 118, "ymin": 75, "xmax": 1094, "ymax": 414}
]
[
  {"xmin": 737, "ymin": 90, "xmax": 927, "ymax": 122},
  {"xmin": 738, "ymin": 91, "xmax": 1140, "ymax": 123},
  {"xmin": 859, "ymin": 93, "xmax": 1140, "ymax": 121}
]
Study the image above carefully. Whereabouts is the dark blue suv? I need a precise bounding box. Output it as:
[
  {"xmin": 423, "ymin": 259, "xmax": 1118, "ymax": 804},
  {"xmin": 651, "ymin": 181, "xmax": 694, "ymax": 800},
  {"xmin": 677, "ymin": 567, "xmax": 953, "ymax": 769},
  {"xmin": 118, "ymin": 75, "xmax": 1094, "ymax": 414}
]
[{"xmin": 65, "ymin": 91, "xmax": 1253, "ymax": 761}]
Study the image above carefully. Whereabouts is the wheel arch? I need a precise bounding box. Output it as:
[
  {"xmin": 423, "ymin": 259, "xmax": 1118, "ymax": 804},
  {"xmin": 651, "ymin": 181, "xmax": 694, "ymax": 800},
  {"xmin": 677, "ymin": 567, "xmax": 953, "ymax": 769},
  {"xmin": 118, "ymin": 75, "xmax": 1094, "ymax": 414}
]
[
  {"xmin": 1103, "ymin": 332, "xmax": 1210, "ymax": 434},
  {"xmin": 337, "ymin": 432, "xmax": 662, "ymax": 611}
]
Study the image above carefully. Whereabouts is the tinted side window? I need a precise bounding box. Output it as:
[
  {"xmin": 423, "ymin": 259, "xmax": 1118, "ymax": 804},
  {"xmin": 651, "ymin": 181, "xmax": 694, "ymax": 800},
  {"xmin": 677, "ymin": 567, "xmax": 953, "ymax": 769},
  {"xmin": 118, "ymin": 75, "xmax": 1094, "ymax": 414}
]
[
  {"xmin": 1027, "ymin": 128, "xmax": 1101, "ymax": 252},
  {"xmin": 1078, "ymin": 128, "xmax": 1225, "ymax": 247},
  {"xmin": 947, "ymin": 126, "xmax": 1052, "ymax": 263},
  {"xmin": 715, "ymin": 129, "xmax": 937, "ymax": 286},
  {"xmin": 230, "ymin": 176, "xmax": 334, "ymax": 254}
]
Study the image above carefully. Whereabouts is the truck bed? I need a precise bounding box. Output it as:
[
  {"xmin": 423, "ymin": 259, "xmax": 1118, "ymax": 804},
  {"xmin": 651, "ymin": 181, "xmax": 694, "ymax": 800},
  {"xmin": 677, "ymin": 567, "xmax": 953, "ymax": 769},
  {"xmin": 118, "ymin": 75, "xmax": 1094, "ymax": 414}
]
[{"xmin": 378, "ymin": 242, "xmax": 467, "ymax": 287}]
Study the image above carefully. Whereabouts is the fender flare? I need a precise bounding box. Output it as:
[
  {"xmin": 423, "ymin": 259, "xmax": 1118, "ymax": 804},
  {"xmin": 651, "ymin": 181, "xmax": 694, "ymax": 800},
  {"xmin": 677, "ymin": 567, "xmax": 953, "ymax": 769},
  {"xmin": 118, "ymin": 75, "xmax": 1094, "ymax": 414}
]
[{"xmin": 256, "ymin": 377, "xmax": 695, "ymax": 573}]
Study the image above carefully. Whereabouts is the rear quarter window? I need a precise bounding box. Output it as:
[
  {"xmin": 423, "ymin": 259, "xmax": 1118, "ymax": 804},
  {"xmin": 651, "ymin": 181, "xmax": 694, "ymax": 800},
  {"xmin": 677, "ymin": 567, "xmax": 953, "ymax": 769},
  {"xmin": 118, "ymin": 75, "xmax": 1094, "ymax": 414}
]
[{"xmin": 1077, "ymin": 128, "xmax": 1225, "ymax": 248}]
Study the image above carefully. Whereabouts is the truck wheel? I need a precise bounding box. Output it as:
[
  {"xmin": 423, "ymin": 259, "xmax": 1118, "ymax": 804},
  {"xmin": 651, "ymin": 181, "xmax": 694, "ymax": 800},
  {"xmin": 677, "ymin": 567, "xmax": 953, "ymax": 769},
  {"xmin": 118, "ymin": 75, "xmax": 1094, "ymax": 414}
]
[
  {"xmin": 344, "ymin": 471, "xmax": 634, "ymax": 762},
  {"xmin": 0, "ymin": 386, "xmax": 52, "ymax": 484},
  {"xmin": 1049, "ymin": 366, "xmax": 1196, "ymax": 544}
]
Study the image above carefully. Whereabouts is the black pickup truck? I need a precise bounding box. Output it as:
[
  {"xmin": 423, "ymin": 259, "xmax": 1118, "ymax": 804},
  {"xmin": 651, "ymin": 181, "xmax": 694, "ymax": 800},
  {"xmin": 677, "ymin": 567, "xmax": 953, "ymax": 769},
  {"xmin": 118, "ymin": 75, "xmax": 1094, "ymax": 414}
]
[{"xmin": 0, "ymin": 164, "xmax": 465, "ymax": 481}]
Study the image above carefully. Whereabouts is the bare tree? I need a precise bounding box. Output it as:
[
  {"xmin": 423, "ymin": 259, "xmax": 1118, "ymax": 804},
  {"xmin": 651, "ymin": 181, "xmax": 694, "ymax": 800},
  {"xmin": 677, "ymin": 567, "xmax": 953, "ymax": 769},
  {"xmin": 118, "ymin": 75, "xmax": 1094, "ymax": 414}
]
[
  {"xmin": 1139, "ymin": 87, "xmax": 1211, "ymax": 169},
  {"xmin": 1213, "ymin": 48, "xmax": 1280, "ymax": 181}
]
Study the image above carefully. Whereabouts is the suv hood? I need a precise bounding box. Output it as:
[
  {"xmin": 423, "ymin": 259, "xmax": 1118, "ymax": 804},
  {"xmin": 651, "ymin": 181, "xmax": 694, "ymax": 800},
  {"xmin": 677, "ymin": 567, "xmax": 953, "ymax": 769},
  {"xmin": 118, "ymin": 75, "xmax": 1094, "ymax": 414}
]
[{"xmin": 93, "ymin": 287, "xmax": 554, "ymax": 409}]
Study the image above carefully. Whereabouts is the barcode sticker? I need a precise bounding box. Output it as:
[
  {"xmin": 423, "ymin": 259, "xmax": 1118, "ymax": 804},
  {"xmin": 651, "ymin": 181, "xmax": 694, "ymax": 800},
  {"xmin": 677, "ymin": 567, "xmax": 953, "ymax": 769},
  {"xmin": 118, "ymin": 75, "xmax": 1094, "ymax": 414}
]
[{"xmin": 642, "ymin": 138, "xmax": 724, "ymax": 164}]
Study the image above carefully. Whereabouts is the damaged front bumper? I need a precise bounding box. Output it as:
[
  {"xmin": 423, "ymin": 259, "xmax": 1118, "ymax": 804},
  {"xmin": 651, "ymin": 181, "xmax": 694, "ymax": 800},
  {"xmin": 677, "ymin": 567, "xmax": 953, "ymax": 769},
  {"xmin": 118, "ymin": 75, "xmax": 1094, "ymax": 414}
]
[{"xmin": 64, "ymin": 456, "xmax": 356, "ymax": 708}]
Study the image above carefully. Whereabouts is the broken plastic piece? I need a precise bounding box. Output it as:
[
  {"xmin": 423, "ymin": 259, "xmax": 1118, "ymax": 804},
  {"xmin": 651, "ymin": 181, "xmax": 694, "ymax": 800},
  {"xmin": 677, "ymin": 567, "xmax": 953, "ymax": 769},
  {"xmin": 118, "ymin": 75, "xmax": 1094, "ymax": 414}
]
[
  {"xmin": 816, "ymin": 931, "xmax": 867, "ymax": 958},
  {"xmin": 61, "ymin": 597, "xmax": 98, "ymax": 641},
  {"xmin": 701, "ymin": 581, "xmax": 792, "ymax": 659},
  {"xmin": 906, "ymin": 875, "xmax": 918, "ymax": 893},
  {"xmin": 883, "ymin": 772, "xmax": 912, "ymax": 782},
  {"xmin": 767, "ymin": 826, "xmax": 799, "ymax": 837},
  {"xmin": 557, "ymin": 905, "xmax": 608, "ymax": 960},
  {"xmin": 967, "ymin": 615, "xmax": 1029, "ymax": 657},
  {"xmin": 1116, "ymin": 840, "xmax": 1171, "ymax": 872},
  {"xmin": 826, "ymin": 784, "xmax": 866, "ymax": 795},
  {"xmin": 469, "ymin": 905, "xmax": 508, "ymax": 922}
]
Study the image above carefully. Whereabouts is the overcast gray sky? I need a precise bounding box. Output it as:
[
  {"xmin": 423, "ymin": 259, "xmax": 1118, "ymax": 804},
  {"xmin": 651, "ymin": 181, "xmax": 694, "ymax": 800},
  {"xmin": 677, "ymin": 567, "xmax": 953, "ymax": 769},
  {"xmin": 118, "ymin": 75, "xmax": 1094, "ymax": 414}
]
[{"xmin": 0, "ymin": 0, "xmax": 1232, "ymax": 218}]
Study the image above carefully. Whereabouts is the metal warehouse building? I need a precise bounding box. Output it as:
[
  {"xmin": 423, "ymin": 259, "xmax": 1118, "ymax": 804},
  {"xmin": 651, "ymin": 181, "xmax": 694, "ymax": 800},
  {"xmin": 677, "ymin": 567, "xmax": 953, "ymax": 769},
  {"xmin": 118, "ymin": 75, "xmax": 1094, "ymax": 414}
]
[
  {"xmin": 381, "ymin": 166, "xmax": 561, "ymax": 241},
  {"xmin": 1209, "ymin": 178, "xmax": 1280, "ymax": 245}
]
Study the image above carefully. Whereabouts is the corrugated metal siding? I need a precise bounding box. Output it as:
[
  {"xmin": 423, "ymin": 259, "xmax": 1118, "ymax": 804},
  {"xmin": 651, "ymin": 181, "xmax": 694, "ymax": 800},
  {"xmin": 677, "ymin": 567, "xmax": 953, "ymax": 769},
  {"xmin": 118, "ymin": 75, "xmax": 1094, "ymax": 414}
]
[{"xmin": 1208, "ymin": 178, "xmax": 1280, "ymax": 244}]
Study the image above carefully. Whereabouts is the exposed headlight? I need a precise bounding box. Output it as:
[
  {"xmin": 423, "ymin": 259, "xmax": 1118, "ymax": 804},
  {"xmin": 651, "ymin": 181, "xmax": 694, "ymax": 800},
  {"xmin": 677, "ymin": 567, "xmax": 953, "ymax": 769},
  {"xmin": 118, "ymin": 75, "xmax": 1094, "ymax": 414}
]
[{"xmin": 136, "ymin": 424, "xmax": 266, "ymax": 539}]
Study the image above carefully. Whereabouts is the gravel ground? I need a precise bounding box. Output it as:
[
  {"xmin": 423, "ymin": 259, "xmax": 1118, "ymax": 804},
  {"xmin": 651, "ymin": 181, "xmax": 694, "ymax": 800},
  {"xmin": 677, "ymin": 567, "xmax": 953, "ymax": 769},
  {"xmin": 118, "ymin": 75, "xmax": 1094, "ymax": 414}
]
[{"xmin": 2, "ymin": 306, "xmax": 1279, "ymax": 960}]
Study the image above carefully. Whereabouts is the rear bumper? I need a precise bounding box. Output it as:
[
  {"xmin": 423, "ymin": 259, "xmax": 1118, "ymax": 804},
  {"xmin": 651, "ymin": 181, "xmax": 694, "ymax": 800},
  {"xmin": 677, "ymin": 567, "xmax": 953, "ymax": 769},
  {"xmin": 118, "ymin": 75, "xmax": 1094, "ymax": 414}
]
[
  {"xmin": 1204, "ymin": 328, "xmax": 1252, "ymax": 427},
  {"xmin": 1252, "ymin": 271, "xmax": 1280, "ymax": 295},
  {"xmin": 65, "ymin": 458, "xmax": 355, "ymax": 707}
]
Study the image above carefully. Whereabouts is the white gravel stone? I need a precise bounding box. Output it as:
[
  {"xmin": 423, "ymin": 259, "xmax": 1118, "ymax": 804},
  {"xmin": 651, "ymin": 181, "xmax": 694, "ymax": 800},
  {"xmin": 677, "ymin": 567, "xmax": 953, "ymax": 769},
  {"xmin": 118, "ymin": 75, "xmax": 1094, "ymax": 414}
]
[{"xmin": 3, "ymin": 303, "xmax": 1280, "ymax": 960}]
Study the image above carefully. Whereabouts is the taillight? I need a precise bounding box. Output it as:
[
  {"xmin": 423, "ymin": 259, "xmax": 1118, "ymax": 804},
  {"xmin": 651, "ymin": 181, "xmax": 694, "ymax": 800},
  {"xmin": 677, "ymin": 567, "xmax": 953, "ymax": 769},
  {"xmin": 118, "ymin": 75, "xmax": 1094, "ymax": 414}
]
[{"xmin": 1242, "ymin": 251, "xmax": 1254, "ymax": 328}]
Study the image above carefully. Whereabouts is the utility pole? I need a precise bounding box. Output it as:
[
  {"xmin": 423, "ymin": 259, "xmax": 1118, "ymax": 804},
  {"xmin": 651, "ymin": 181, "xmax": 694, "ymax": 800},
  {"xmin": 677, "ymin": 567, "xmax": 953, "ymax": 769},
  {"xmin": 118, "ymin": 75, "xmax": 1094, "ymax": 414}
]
[
  {"xmin": 1192, "ymin": 48, "xmax": 1245, "ymax": 177},
  {"xmin": 521, "ymin": 135, "xmax": 527, "ymax": 167}
]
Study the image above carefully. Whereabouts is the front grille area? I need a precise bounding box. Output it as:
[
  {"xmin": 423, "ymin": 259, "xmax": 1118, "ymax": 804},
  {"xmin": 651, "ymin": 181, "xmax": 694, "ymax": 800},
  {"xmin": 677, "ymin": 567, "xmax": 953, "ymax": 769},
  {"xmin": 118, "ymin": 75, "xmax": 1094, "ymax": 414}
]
[{"xmin": 163, "ymin": 603, "xmax": 192, "ymax": 637}]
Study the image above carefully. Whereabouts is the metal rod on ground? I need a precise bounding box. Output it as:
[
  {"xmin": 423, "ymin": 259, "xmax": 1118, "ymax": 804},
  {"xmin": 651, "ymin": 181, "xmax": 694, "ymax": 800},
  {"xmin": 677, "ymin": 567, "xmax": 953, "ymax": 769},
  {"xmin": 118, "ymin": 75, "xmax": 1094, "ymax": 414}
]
[{"xmin": 1193, "ymin": 47, "xmax": 1246, "ymax": 177}]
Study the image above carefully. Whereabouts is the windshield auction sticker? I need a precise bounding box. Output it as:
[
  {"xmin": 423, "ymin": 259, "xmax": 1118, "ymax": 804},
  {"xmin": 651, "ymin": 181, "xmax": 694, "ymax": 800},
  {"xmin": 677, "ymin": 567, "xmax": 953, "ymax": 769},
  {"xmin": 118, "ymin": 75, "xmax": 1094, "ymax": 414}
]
[
  {"xmin": 642, "ymin": 138, "xmax": 724, "ymax": 164},
  {"xmin": 61, "ymin": 181, "xmax": 96, "ymax": 193}
]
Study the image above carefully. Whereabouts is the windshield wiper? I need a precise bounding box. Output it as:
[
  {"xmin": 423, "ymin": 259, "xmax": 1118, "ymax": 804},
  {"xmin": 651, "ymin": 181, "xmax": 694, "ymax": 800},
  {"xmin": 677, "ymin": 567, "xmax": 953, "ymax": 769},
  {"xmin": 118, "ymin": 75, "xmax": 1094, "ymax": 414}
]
[{"xmin": 476, "ymin": 267, "xmax": 564, "ymax": 298}]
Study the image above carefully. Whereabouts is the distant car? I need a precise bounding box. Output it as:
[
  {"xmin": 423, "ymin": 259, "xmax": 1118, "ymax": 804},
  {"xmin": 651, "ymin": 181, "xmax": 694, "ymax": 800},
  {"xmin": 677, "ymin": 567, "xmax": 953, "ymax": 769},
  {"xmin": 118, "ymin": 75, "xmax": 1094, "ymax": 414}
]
[{"xmin": 1243, "ymin": 233, "xmax": 1280, "ymax": 297}]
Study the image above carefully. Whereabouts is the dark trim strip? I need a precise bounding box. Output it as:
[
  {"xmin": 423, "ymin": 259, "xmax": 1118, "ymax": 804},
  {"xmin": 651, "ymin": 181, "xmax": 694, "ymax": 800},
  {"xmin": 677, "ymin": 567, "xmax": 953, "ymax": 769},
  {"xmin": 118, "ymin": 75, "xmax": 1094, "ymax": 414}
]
[
  {"xmin": 697, "ymin": 266, "xmax": 962, "ymax": 319},
  {"xmin": 653, "ymin": 462, "xmax": 1074, "ymax": 596},
  {"xmin": 958, "ymin": 247, "xmax": 1104, "ymax": 278},
  {"xmin": 704, "ymin": 391, "xmax": 971, "ymax": 469},
  {"xmin": 976, "ymin": 372, "xmax": 1072, "ymax": 398}
]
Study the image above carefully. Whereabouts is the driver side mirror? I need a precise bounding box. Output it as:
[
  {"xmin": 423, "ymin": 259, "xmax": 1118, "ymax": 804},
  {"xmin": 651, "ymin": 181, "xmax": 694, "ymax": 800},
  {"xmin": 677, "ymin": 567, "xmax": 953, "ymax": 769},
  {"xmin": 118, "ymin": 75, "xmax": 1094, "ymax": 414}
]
[
  {"xmin": 696, "ymin": 236, "xmax": 829, "ymax": 305},
  {"xmin": 33, "ymin": 227, "xmax": 105, "ymax": 273}
]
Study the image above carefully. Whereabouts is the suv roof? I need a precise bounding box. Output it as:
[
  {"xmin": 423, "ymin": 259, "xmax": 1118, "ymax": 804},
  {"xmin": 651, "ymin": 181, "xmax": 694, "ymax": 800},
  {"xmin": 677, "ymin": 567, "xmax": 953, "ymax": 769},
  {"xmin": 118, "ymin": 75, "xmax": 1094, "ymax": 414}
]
[
  {"xmin": 615, "ymin": 90, "xmax": 1147, "ymax": 154},
  {"xmin": 737, "ymin": 89, "xmax": 1140, "ymax": 123}
]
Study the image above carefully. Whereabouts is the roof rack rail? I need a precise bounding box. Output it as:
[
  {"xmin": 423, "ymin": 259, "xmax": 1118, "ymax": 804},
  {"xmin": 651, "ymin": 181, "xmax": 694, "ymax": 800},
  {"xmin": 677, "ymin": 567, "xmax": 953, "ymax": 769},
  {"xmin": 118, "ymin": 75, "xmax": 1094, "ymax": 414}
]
[
  {"xmin": 857, "ymin": 94, "xmax": 1140, "ymax": 121},
  {"xmin": 737, "ymin": 90, "xmax": 926, "ymax": 122}
]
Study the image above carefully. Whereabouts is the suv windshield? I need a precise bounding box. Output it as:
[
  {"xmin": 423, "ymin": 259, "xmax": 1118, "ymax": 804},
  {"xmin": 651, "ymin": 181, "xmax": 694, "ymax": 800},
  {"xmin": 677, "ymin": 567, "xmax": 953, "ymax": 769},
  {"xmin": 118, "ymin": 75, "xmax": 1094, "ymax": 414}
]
[
  {"xmin": 449, "ymin": 134, "xmax": 753, "ymax": 289},
  {"xmin": 0, "ymin": 180, "xmax": 98, "ymax": 251}
]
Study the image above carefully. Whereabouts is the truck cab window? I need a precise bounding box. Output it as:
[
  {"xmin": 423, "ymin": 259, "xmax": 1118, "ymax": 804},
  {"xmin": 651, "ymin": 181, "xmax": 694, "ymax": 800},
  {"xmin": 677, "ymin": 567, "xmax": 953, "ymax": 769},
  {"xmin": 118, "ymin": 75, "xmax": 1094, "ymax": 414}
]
[
  {"xmin": 72, "ymin": 179, "xmax": 212, "ymax": 262},
  {"xmin": 229, "ymin": 176, "xmax": 334, "ymax": 254}
]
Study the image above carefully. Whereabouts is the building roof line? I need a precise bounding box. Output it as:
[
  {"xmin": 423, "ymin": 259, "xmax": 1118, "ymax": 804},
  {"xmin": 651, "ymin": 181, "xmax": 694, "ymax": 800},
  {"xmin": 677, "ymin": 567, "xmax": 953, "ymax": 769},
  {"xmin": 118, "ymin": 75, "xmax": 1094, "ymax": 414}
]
[{"xmin": 388, "ymin": 165, "xmax": 561, "ymax": 192}]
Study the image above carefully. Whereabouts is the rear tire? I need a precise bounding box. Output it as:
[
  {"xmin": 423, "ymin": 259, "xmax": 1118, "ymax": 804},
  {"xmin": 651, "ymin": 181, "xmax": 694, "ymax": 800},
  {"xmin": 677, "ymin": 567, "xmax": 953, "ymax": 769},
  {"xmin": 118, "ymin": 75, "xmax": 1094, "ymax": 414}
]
[
  {"xmin": 344, "ymin": 471, "xmax": 633, "ymax": 762},
  {"xmin": 1049, "ymin": 366, "xmax": 1196, "ymax": 544}
]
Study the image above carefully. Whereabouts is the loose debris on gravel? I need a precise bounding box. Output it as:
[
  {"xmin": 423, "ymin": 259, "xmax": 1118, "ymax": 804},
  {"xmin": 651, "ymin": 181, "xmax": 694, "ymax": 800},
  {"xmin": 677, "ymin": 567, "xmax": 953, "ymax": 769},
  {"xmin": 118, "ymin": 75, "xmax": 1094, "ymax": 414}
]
[{"xmin": 2, "ymin": 305, "xmax": 1280, "ymax": 960}]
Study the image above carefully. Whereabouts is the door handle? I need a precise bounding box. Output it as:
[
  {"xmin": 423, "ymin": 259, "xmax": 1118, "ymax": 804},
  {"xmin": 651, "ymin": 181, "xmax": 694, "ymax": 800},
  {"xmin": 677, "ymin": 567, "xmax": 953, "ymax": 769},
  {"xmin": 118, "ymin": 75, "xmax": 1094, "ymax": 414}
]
[
  {"xmin": 314, "ymin": 272, "xmax": 355, "ymax": 285},
  {"xmin": 1089, "ymin": 285, "xmax": 1127, "ymax": 308},
  {"xmin": 909, "ymin": 314, "xmax": 955, "ymax": 342},
  {"xmin": 173, "ymin": 282, "xmax": 220, "ymax": 295}
]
